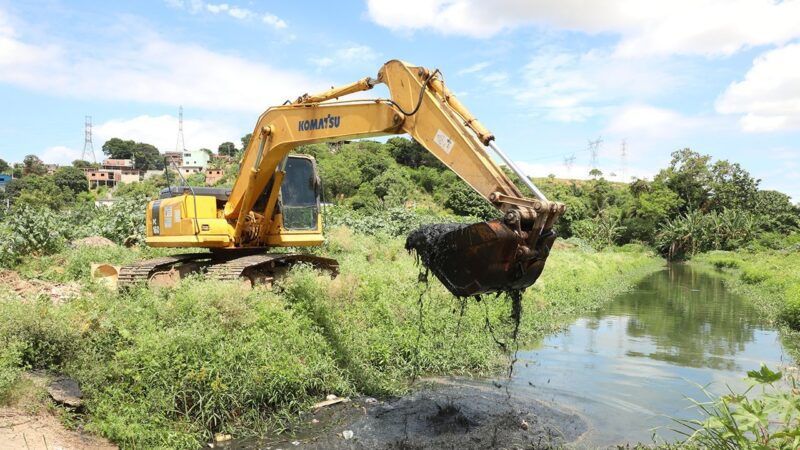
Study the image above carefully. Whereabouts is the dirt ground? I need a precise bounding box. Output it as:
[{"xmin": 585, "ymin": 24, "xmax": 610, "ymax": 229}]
[
  {"xmin": 0, "ymin": 269, "xmax": 80, "ymax": 304},
  {"xmin": 0, "ymin": 408, "xmax": 116, "ymax": 450},
  {"xmin": 218, "ymin": 381, "xmax": 587, "ymax": 450}
]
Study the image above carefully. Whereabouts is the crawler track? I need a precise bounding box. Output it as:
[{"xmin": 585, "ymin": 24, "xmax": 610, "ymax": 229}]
[{"xmin": 116, "ymin": 252, "xmax": 338, "ymax": 287}]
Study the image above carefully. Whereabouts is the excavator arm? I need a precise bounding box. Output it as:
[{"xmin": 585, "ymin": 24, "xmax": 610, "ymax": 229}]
[
  {"xmin": 219, "ymin": 60, "xmax": 565, "ymax": 296},
  {"xmin": 227, "ymin": 60, "xmax": 562, "ymax": 230}
]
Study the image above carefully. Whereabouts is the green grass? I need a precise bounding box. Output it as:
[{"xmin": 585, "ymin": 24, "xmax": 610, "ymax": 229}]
[{"xmin": 0, "ymin": 228, "xmax": 661, "ymax": 449}]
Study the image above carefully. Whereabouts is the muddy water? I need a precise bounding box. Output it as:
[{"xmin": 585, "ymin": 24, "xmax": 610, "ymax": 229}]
[
  {"xmin": 508, "ymin": 263, "xmax": 792, "ymax": 446},
  {"xmin": 220, "ymin": 264, "xmax": 792, "ymax": 449}
]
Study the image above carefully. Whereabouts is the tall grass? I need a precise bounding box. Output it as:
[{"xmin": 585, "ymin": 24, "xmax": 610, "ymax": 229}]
[{"xmin": 0, "ymin": 227, "xmax": 661, "ymax": 448}]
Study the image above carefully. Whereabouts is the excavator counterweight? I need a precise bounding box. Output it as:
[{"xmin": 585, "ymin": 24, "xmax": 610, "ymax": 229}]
[{"xmin": 94, "ymin": 60, "xmax": 564, "ymax": 295}]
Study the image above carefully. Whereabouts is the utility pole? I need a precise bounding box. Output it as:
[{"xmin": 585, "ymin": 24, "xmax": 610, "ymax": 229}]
[
  {"xmin": 175, "ymin": 105, "xmax": 186, "ymax": 152},
  {"xmin": 588, "ymin": 137, "xmax": 603, "ymax": 170},
  {"xmin": 81, "ymin": 115, "xmax": 96, "ymax": 163}
]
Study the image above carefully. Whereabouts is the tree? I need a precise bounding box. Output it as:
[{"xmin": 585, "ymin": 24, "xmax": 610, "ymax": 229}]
[
  {"xmin": 589, "ymin": 168, "xmax": 603, "ymax": 179},
  {"xmin": 101, "ymin": 138, "xmax": 164, "ymax": 170},
  {"xmin": 53, "ymin": 166, "xmax": 89, "ymax": 196},
  {"xmin": 102, "ymin": 137, "xmax": 134, "ymax": 159},
  {"xmin": 0, "ymin": 158, "xmax": 9, "ymax": 174},
  {"xmin": 22, "ymin": 155, "xmax": 47, "ymax": 176},
  {"xmin": 241, "ymin": 133, "xmax": 252, "ymax": 151},
  {"xmin": 655, "ymin": 148, "xmax": 712, "ymax": 211},
  {"xmin": 755, "ymin": 190, "xmax": 800, "ymax": 233},
  {"xmin": 11, "ymin": 163, "xmax": 23, "ymax": 179},
  {"xmin": 72, "ymin": 160, "xmax": 99, "ymax": 169},
  {"xmin": 444, "ymin": 181, "xmax": 498, "ymax": 220},
  {"xmin": 4, "ymin": 175, "xmax": 71, "ymax": 209},
  {"xmin": 708, "ymin": 160, "xmax": 759, "ymax": 211},
  {"xmin": 218, "ymin": 142, "xmax": 237, "ymax": 157},
  {"xmin": 385, "ymin": 137, "xmax": 445, "ymax": 169}
]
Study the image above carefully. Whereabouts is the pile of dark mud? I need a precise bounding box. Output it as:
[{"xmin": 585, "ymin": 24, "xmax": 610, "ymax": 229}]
[{"xmin": 219, "ymin": 383, "xmax": 587, "ymax": 449}]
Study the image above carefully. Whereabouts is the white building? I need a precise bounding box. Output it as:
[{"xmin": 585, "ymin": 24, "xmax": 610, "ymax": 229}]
[{"xmin": 182, "ymin": 150, "xmax": 210, "ymax": 169}]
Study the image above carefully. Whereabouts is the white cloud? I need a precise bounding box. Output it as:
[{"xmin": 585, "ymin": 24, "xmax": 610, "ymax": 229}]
[
  {"xmin": 0, "ymin": 17, "xmax": 323, "ymax": 112},
  {"xmin": 94, "ymin": 115, "xmax": 241, "ymax": 153},
  {"xmin": 366, "ymin": 0, "xmax": 800, "ymax": 56},
  {"xmin": 606, "ymin": 104, "xmax": 702, "ymax": 138},
  {"xmin": 716, "ymin": 43, "xmax": 800, "ymax": 132},
  {"xmin": 40, "ymin": 146, "xmax": 83, "ymax": 165},
  {"xmin": 478, "ymin": 71, "xmax": 508, "ymax": 86},
  {"xmin": 262, "ymin": 14, "xmax": 287, "ymax": 29},
  {"xmin": 507, "ymin": 48, "xmax": 680, "ymax": 122},
  {"xmin": 171, "ymin": 1, "xmax": 286, "ymax": 29},
  {"xmin": 310, "ymin": 45, "xmax": 377, "ymax": 68},
  {"xmin": 516, "ymin": 51, "xmax": 596, "ymax": 122},
  {"xmin": 458, "ymin": 61, "xmax": 490, "ymax": 75}
]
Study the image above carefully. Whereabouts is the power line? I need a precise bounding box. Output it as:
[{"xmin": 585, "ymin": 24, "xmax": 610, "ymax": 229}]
[{"xmin": 81, "ymin": 115, "xmax": 96, "ymax": 163}]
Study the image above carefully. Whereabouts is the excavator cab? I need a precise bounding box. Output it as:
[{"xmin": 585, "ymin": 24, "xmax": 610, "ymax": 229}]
[{"xmin": 280, "ymin": 156, "xmax": 321, "ymax": 231}]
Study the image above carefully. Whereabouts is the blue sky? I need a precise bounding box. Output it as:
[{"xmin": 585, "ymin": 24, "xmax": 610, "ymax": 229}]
[{"xmin": 1, "ymin": 0, "xmax": 798, "ymax": 200}]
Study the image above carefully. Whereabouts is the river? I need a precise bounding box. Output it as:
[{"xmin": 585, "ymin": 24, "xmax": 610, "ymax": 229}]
[
  {"xmin": 509, "ymin": 263, "xmax": 792, "ymax": 446},
  {"xmin": 222, "ymin": 263, "xmax": 793, "ymax": 449}
]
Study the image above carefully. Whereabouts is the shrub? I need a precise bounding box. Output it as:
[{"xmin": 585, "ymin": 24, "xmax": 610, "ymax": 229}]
[
  {"xmin": 0, "ymin": 342, "xmax": 24, "ymax": 402},
  {"xmin": 0, "ymin": 206, "xmax": 66, "ymax": 266},
  {"xmin": 709, "ymin": 258, "xmax": 740, "ymax": 269},
  {"xmin": 674, "ymin": 365, "xmax": 799, "ymax": 449},
  {"xmin": 0, "ymin": 299, "xmax": 79, "ymax": 370},
  {"xmin": 780, "ymin": 284, "xmax": 800, "ymax": 330},
  {"xmin": 740, "ymin": 267, "xmax": 770, "ymax": 284}
]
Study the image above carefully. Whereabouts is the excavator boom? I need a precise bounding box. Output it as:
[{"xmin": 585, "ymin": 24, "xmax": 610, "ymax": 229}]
[{"xmin": 101, "ymin": 60, "xmax": 565, "ymax": 295}]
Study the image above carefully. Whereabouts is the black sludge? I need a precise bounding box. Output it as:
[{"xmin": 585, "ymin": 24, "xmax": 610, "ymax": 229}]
[{"xmin": 405, "ymin": 220, "xmax": 557, "ymax": 297}]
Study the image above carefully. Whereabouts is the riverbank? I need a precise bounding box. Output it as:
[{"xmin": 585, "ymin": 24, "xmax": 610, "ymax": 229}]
[
  {"xmin": 691, "ymin": 250, "xmax": 800, "ymax": 360},
  {"xmin": 0, "ymin": 230, "xmax": 662, "ymax": 449}
]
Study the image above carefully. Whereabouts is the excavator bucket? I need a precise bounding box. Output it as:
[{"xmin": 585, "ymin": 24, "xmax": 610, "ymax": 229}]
[{"xmin": 405, "ymin": 220, "xmax": 557, "ymax": 297}]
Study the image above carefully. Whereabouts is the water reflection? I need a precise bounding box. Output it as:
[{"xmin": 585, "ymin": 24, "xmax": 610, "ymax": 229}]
[
  {"xmin": 511, "ymin": 264, "xmax": 789, "ymax": 446},
  {"xmin": 600, "ymin": 264, "xmax": 762, "ymax": 371}
]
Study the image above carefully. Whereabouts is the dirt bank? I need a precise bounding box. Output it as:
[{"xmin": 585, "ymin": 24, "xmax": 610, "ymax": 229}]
[
  {"xmin": 0, "ymin": 408, "xmax": 116, "ymax": 450},
  {"xmin": 219, "ymin": 381, "xmax": 586, "ymax": 449}
]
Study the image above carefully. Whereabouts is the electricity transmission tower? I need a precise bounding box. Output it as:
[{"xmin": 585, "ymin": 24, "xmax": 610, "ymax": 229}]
[
  {"xmin": 588, "ymin": 137, "xmax": 603, "ymax": 170},
  {"xmin": 81, "ymin": 115, "xmax": 96, "ymax": 163},
  {"xmin": 620, "ymin": 139, "xmax": 627, "ymax": 181},
  {"xmin": 175, "ymin": 105, "xmax": 186, "ymax": 152},
  {"xmin": 563, "ymin": 154, "xmax": 576, "ymax": 173}
]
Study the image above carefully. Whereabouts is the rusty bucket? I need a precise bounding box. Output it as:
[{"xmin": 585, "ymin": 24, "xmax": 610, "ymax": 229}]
[{"xmin": 405, "ymin": 220, "xmax": 557, "ymax": 297}]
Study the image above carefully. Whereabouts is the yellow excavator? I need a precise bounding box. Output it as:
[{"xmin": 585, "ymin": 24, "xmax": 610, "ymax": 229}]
[{"xmin": 103, "ymin": 60, "xmax": 565, "ymax": 296}]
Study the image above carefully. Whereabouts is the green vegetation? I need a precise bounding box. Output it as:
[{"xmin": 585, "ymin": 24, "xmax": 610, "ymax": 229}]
[
  {"xmin": 673, "ymin": 365, "xmax": 800, "ymax": 449},
  {"xmin": 694, "ymin": 248, "xmax": 800, "ymax": 359},
  {"xmin": 0, "ymin": 227, "xmax": 660, "ymax": 448},
  {"xmin": 2, "ymin": 137, "xmax": 799, "ymax": 448}
]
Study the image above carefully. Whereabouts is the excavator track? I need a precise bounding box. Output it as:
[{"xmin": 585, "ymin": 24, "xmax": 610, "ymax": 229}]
[
  {"xmin": 206, "ymin": 253, "xmax": 339, "ymax": 282},
  {"xmin": 112, "ymin": 252, "xmax": 338, "ymax": 288},
  {"xmin": 117, "ymin": 253, "xmax": 210, "ymax": 286}
]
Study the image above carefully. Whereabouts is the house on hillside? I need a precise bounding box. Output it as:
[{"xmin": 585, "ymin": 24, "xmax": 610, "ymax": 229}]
[
  {"xmin": 163, "ymin": 151, "xmax": 183, "ymax": 168},
  {"xmin": 181, "ymin": 150, "xmax": 210, "ymax": 169},
  {"xmin": 205, "ymin": 168, "xmax": 224, "ymax": 186},
  {"xmin": 85, "ymin": 169, "xmax": 120, "ymax": 188}
]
